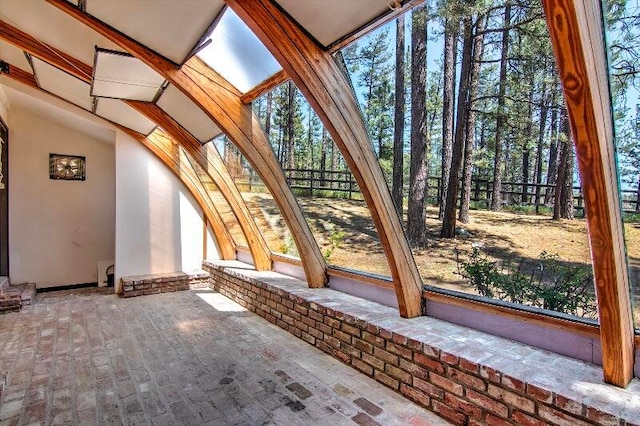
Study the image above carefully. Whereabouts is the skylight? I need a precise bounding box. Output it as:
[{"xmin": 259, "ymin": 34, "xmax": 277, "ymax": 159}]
[
  {"xmin": 92, "ymin": 49, "xmax": 165, "ymax": 102},
  {"xmin": 31, "ymin": 57, "xmax": 93, "ymax": 111},
  {"xmin": 196, "ymin": 8, "xmax": 282, "ymax": 93}
]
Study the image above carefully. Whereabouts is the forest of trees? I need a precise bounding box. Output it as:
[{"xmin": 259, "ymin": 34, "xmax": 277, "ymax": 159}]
[{"xmin": 221, "ymin": 0, "xmax": 640, "ymax": 248}]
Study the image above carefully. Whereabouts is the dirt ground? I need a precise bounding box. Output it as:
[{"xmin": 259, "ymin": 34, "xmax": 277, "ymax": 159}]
[{"xmin": 241, "ymin": 192, "xmax": 640, "ymax": 325}]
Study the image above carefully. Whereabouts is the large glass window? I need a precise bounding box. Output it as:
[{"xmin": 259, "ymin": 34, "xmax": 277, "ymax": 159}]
[
  {"xmin": 334, "ymin": 0, "xmax": 597, "ymax": 320},
  {"xmin": 186, "ymin": 145, "xmax": 248, "ymax": 248},
  {"xmin": 604, "ymin": 0, "xmax": 640, "ymax": 329},
  {"xmin": 251, "ymin": 83, "xmax": 391, "ymax": 276},
  {"xmin": 211, "ymin": 135, "xmax": 296, "ymax": 256}
]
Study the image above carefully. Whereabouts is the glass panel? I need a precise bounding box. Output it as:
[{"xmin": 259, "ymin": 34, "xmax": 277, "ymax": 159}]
[
  {"xmin": 603, "ymin": 0, "xmax": 640, "ymax": 329},
  {"xmin": 197, "ymin": 8, "xmax": 282, "ymax": 93},
  {"xmin": 183, "ymin": 145, "xmax": 247, "ymax": 247},
  {"xmin": 252, "ymin": 83, "xmax": 391, "ymax": 277},
  {"xmin": 211, "ymin": 135, "xmax": 295, "ymax": 255},
  {"xmin": 338, "ymin": 1, "xmax": 597, "ymax": 320}
]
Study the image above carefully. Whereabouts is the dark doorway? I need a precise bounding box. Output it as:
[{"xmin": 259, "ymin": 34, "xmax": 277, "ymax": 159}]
[{"xmin": 0, "ymin": 118, "xmax": 8, "ymax": 276}]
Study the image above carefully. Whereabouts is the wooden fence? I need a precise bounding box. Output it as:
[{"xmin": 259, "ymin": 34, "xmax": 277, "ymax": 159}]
[{"xmin": 237, "ymin": 168, "xmax": 640, "ymax": 215}]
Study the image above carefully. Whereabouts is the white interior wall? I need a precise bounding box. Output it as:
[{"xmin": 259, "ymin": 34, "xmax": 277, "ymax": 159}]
[
  {"xmin": 0, "ymin": 86, "xmax": 9, "ymax": 123},
  {"xmin": 8, "ymin": 108, "xmax": 115, "ymax": 288},
  {"xmin": 115, "ymin": 131, "xmax": 210, "ymax": 289}
]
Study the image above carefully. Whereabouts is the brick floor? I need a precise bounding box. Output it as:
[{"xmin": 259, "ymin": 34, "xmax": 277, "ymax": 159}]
[{"xmin": 0, "ymin": 288, "xmax": 450, "ymax": 425}]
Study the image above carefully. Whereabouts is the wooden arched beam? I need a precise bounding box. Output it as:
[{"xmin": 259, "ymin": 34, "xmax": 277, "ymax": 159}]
[
  {"xmin": 226, "ymin": 0, "xmax": 423, "ymax": 317},
  {"xmin": 46, "ymin": 0, "xmax": 328, "ymax": 288},
  {"xmin": 0, "ymin": 65, "xmax": 236, "ymax": 261},
  {"xmin": 121, "ymin": 128, "xmax": 237, "ymax": 261},
  {"xmin": 542, "ymin": 0, "xmax": 634, "ymax": 386},
  {"xmin": 126, "ymin": 101, "xmax": 272, "ymax": 271},
  {"xmin": 0, "ymin": 18, "xmax": 271, "ymax": 271}
]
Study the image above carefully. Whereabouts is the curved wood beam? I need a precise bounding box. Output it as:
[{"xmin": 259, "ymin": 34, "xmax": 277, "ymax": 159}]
[
  {"xmin": 226, "ymin": 0, "xmax": 423, "ymax": 317},
  {"xmin": 122, "ymin": 128, "xmax": 237, "ymax": 261},
  {"xmin": 0, "ymin": 17, "xmax": 271, "ymax": 271},
  {"xmin": 0, "ymin": 20, "xmax": 92, "ymax": 81},
  {"xmin": 542, "ymin": 0, "xmax": 634, "ymax": 386},
  {"xmin": 240, "ymin": 69, "xmax": 289, "ymax": 104},
  {"xmin": 46, "ymin": 0, "xmax": 327, "ymax": 288},
  {"xmin": 126, "ymin": 101, "xmax": 272, "ymax": 271},
  {"xmin": 0, "ymin": 64, "xmax": 236, "ymax": 261}
]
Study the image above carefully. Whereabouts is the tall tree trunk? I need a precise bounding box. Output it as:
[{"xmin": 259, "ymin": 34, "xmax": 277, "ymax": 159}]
[
  {"xmin": 392, "ymin": 14, "xmax": 406, "ymax": 218},
  {"xmin": 286, "ymin": 81, "xmax": 296, "ymax": 177},
  {"xmin": 439, "ymin": 18, "xmax": 458, "ymax": 219},
  {"xmin": 264, "ymin": 91, "xmax": 273, "ymax": 138},
  {"xmin": 408, "ymin": 4, "xmax": 429, "ymax": 247},
  {"xmin": 521, "ymin": 76, "xmax": 534, "ymax": 204},
  {"xmin": 224, "ymin": 138, "xmax": 242, "ymax": 180},
  {"xmin": 553, "ymin": 109, "xmax": 574, "ymax": 220},
  {"xmin": 490, "ymin": 2, "xmax": 511, "ymax": 211},
  {"xmin": 534, "ymin": 78, "xmax": 549, "ymax": 213},
  {"xmin": 441, "ymin": 11, "xmax": 474, "ymax": 237},
  {"xmin": 459, "ymin": 14, "xmax": 485, "ymax": 224},
  {"xmin": 320, "ymin": 126, "xmax": 327, "ymax": 186},
  {"xmin": 545, "ymin": 85, "xmax": 560, "ymax": 203},
  {"xmin": 331, "ymin": 138, "xmax": 339, "ymax": 172},
  {"xmin": 306, "ymin": 106, "xmax": 314, "ymax": 170},
  {"xmin": 560, "ymin": 112, "xmax": 574, "ymax": 219},
  {"xmin": 277, "ymin": 124, "xmax": 284, "ymax": 166}
]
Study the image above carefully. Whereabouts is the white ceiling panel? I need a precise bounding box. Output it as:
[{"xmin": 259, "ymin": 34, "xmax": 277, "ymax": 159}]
[
  {"xmin": 0, "ymin": 0, "xmax": 121, "ymax": 66},
  {"xmin": 1, "ymin": 84, "xmax": 115, "ymax": 144},
  {"xmin": 32, "ymin": 57, "xmax": 93, "ymax": 111},
  {"xmin": 197, "ymin": 9, "xmax": 281, "ymax": 94},
  {"xmin": 0, "ymin": 40, "xmax": 31, "ymax": 73},
  {"xmin": 275, "ymin": 0, "xmax": 394, "ymax": 47},
  {"xmin": 95, "ymin": 98, "xmax": 156, "ymax": 135},
  {"xmin": 86, "ymin": 0, "xmax": 225, "ymax": 64},
  {"xmin": 92, "ymin": 49, "xmax": 165, "ymax": 101},
  {"xmin": 157, "ymin": 84, "xmax": 221, "ymax": 143}
]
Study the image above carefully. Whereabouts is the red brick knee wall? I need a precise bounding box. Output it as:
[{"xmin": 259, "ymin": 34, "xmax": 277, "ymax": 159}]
[
  {"xmin": 120, "ymin": 271, "xmax": 210, "ymax": 298},
  {"xmin": 203, "ymin": 263, "xmax": 634, "ymax": 426},
  {"xmin": 0, "ymin": 294, "xmax": 21, "ymax": 314}
]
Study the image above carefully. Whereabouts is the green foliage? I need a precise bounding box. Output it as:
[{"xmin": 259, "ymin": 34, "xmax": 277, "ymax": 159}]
[
  {"xmin": 280, "ymin": 236, "xmax": 297, "ymax": 257},
  {"xmin": 623, "ymin": 212, "xmax": 640, "ymax": 223},
  {"xmin": 457, "ymin": 248, "xmax": 597, "ymax": 318},
  {"xmin": 343, "ymin": 27, "xmax": 394, "ymax": 161},
  {"xmin": 501, "ymin": 204, "xmax": 553, "ymax": 215},
  {"xmin": 323, "ymin": 228, "xmax": 346, "ymax": 262}
]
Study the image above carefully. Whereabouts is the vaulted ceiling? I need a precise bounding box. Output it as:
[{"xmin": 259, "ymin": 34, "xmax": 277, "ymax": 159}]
[
  {"xmin": 0, "ymin": 0, "xmax": 635, "ymax": 387},
  {"xmin": 0, "ymin": 0, "xmax": 406, "ymax": 141}
]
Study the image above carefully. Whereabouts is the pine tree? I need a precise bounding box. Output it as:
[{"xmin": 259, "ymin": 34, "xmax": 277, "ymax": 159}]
[
  {"xmin": 408, "ymin": 3, "xmax": 429, "ymax": 246},
  {"xmin": 441, "ymin": 3, "xmax": 474, "ymax": 238},
  {"xmin": 392, "ymin": 14, "xmax": 406, "ymax": 217},
  {"xmin": 459, "ymin": 13, "xmax": 486, "ymax": 223},
  {"xmin": 490, "ymin": 1, "xmax": 511, "ymax": 211}
]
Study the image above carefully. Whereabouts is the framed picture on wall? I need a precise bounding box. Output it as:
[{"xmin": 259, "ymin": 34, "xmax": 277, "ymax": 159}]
[{"xmin": 49, "ymin": 154, "xmax": 86, "ymax": 181}]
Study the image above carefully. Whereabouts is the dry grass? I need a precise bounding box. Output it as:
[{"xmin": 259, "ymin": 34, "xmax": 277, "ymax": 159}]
[{"xmin": 242, "ymin": 192, "xmax": 640, "ymax": 325}]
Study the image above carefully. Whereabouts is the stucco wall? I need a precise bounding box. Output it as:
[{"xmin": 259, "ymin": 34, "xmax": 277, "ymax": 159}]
[
  {"xmin": 8, "ymin": 108, "xmax": 115, "ymax": 288},
  {"xmin": 114, "ymin": 131, "xmax": 215, "ymax": 289}
]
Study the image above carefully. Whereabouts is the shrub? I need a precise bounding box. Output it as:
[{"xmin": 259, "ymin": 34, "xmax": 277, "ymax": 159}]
[
  {"xmin": 323, "ymin": 228, "xmax": 346, "ymax": 262},
  {"xmin": 457, "ymin": 248, "xmax": 597, "ymax": 318}
]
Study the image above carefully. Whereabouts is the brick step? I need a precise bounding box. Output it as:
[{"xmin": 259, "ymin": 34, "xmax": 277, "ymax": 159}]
[
  {"xmin": 0, "ymin": 282, "xmax": 36, "ymax": 313},
  {"xmin": 120, "ymin": 270, "xmax": 210, "ymax": 298},
  {"xmin": 5, "ymin": 282, "xmax": 36, "ymax": 305}
]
